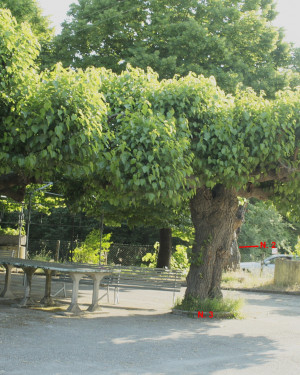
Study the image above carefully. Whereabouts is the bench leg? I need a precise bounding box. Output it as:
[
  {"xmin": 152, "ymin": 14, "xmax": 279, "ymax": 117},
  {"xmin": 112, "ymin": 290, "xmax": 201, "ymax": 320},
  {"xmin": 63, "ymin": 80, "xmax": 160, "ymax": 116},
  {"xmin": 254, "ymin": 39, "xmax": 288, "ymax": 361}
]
[
  {"xmin": 19, "ymin": 267, "xmax": 36, "ymax": 307},
  {"xmin": 87, "ymin": 274, "xmax": 108, "ymax": 312},
  {"xmin": 114, "ymin": 287, "xmax": 119, "ymax": 304},
  {"xmin": 40, "ymin": 269, "xmax": 55, "ymax": 306},
  {"xmin": 66, "ymin": 273, "xmax": 84, "ymax": 314},
  {"xmin": 0, "ymin": 264, "xmax": 15, "ymax": 298}
]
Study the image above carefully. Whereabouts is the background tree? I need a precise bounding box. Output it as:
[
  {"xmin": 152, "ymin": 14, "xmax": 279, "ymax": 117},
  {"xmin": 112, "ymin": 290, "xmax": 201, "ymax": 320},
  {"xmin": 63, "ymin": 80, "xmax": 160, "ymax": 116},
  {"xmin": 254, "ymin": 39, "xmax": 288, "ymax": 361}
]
[
  {"xmin": 54, "ymin": 0, "xmax": 294, "ymax": 97},
  {"xmin": 238, "ymin": 199, "xmax": 299, "ymax": 255},
  {"xmin": 290, "ymin": 48, "xmax": 300, "ymax": 73},
  {"xmin": 0, "ymin": 0, "xmax": 52, "ymax": 39}
]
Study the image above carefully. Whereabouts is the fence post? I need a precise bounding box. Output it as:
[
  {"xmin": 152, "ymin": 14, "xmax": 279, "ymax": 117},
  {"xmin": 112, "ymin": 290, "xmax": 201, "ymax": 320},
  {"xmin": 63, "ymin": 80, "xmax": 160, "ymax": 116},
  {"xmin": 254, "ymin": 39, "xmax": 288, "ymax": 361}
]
[
  {"xmin": 99, "ymin": 214, "xmax": 104, "ymax": 265},
  {"xmin": 25, "ymin": 193, "xmax": 32, "ymax": 259},
  {"xmin": 55, "ymin": 240, "xmax": 60, "ymax": 262},
  {"xmin": 18, "ymin": 202, "xmax": 24, "ymax": 258}
]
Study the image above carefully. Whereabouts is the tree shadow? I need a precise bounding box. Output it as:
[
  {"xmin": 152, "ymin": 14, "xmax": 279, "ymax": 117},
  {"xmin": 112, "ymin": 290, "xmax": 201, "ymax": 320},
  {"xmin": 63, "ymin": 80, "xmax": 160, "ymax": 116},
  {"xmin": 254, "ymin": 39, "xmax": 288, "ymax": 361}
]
[
  {"xmin": 1, "ymin": 311, "xmax": 278, "ymax": 374},
  {"xmin": 242, "ymin": 292, "xmax": 300, "ymax": 317}
]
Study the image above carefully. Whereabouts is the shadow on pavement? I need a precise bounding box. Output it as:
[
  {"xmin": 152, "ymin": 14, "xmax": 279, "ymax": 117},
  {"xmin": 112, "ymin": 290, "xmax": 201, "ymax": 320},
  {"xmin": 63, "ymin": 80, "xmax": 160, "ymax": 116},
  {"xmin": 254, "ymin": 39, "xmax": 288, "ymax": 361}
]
[{"xmin": 0, "ymin": 307, "xmax": 278, "ymax": 375}]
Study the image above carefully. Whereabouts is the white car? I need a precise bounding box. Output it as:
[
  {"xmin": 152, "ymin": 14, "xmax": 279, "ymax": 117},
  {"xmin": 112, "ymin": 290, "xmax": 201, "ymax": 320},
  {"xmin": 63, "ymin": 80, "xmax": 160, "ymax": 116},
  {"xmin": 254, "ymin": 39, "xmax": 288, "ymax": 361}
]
[{"xmin": 240, "ymin": 254, "xmax": 298, "ymax": 273}]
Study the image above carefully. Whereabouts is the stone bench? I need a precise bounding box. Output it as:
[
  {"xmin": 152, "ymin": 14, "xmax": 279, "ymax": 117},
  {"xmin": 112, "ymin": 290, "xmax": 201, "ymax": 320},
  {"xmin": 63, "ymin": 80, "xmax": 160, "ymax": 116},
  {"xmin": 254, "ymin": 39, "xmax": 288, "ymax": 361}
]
[
  {"xmin": 54, "ymin": 265, "xmax": 183, "ymax": 305},
  {"xmin": 0, "ymin": 258, "xmax": 112, "ymax": 314}
]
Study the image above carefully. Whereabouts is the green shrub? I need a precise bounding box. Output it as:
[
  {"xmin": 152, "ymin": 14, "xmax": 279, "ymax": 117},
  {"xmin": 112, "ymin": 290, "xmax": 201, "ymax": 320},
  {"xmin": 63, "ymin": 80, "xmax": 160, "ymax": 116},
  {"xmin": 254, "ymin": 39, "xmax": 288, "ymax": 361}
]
[
  {"xmin": 171, "ymin": 244, "xmax": 190, "ymax": 273},
  {"xmin": 141, "ymin": 250, "xmax": 158, "ymax": 268},
  {"xmin": 0, "ymin": 226, "xmax": 25, "ymax": 236},
  {"xmin": 30, "ymin": 248, "xmax": 52, "ymax": 262},
  {"xmin": 293, "ymin": 236, "xmax": 300, "ymax": 257},
  {"xmin": 141, "ymin": 242, "xmax": 190, "ymax": 272},
  {"xmin": 73, "ymin": 230, "xmax": 112, "ymax": 264}
]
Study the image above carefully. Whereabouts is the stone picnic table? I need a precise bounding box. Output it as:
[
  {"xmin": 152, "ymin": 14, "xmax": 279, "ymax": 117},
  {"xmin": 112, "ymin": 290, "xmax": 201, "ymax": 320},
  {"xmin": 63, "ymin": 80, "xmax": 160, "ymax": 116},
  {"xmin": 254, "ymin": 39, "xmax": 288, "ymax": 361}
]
[{"xmin": 0, "ymin": 257, "xmax": 112, "ymax": 314}]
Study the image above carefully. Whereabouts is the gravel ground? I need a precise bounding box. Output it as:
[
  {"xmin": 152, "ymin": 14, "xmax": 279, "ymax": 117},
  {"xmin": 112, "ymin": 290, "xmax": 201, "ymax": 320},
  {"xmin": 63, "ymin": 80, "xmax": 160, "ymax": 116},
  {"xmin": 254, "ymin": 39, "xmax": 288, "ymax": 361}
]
[{"xmin": 1, "ymin": 271, "xmax": 300, "ymax": 375}]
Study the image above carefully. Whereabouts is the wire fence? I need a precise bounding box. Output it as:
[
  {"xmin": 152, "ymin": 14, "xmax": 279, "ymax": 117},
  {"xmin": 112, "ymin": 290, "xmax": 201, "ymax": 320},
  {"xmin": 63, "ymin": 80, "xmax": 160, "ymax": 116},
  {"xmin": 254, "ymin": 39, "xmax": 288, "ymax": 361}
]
[
  {"xmin": 28, "ymin": 239, "xmax": 155, "ymax": 266},
  {"xmin": 29, "ymin": 239, "xmax": 76, "ymax": 262},
  {"xmin": 108, "ymin": 243, "xmax": 154, "ymax": 266},
  {"xmin": 28, "ymin": 239, "xmax": 266, "ymax": 267}
]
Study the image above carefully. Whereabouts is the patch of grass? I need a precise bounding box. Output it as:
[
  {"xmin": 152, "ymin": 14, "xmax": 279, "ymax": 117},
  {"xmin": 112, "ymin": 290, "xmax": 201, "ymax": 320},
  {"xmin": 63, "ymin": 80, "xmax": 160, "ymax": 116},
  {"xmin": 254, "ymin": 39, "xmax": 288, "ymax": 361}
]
[
  {"xmin": 30, "ymin": 249, "xmax": 53, "ymax": 262},
  {"xmin": 254, "ymin": 282, "xmax": 300, "ymax": 293},
  {"xmin": 221, "ymin": 270, "xmax": 300, "ymax": 293},
  {"xmin": 222, "ymin": 270, "xmax": 274, "ymax": 289},
  {"xmin": 222, "ymin": 273, "xmax": 239, "ymax": 283},
  {"xmin": 174, "ymin": 295, "xmax": 244, "ymax": 319}
]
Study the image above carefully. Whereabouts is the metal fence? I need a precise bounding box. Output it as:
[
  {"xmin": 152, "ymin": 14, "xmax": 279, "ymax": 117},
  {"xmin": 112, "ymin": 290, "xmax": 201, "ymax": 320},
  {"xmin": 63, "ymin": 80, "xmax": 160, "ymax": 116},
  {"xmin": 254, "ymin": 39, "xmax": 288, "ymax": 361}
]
[
  {"xmin": 28, "ymin": 239, "xmax": 155, "ymax": 266},
  {"xmin": 108, "ymin": 243, "xmax": 154, "ymax": 266},
  {"xmin": 28, "ymin": 239, "xmax": 266, "ymax": 266},
  {"xmin": 28, "ymin": 239, "xmax": 77, "ymax": 261}
]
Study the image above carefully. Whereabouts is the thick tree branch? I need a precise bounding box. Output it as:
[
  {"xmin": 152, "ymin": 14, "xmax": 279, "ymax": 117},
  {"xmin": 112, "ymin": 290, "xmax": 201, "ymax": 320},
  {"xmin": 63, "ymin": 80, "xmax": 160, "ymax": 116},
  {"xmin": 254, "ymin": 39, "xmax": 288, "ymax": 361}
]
[
  {"xmin": 237, "ymin": 183, "xmax": 271, "ymax": 200},
  {"xmin": 239, "ymin": 162, "xmax": 300, "ymax": 200},
  {"xmin": 254, "ymin": 165, "xmax": 299, "ymax": 183},
  {"xmin": 0, "ymin": 173, "xmax": 40, "ymax": 202},
  {"xmin": 0, "ymin": 186, "xmax": 26, "ymax": 202},
  {"xmin": 0, "ymin": 173, "xmax": 27, "ymax": 191},
  {"xmin": 255, "ymin": 172, "xmax": 285, "ymax": 183}
]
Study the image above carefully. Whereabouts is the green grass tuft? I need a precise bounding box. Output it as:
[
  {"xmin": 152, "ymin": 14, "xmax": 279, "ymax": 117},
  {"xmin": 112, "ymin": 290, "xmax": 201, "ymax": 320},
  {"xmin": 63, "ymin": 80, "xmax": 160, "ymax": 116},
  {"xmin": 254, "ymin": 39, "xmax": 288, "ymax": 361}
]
[{"xmin": 175, "ymin": 295, "xmax": 244, "ymax": 319}]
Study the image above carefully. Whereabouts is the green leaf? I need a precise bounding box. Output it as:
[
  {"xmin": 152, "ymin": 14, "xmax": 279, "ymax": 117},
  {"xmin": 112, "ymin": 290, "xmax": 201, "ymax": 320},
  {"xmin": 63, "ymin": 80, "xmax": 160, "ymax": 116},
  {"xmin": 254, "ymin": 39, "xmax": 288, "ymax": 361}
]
[
  {"xmin": 142, "ymin": 165, "xmax": 149, "ymax": 174},
  {"xmin": 32, "ymin": 125, "xmax": 39, "ymax": 134},
  {"xmin": 148, "ymin": 193, "xmax": 155, "ymax": 202}
]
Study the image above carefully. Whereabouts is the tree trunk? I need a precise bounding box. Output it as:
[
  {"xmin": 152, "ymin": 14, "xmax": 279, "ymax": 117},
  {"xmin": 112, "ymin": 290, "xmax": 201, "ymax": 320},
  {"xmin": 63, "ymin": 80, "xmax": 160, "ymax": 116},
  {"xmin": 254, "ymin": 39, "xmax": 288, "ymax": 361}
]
[
  {"xmin": 156, "ymin": 228, "xmax": 172, "ymax": 269},
  {"xmin": 224, "ymin": 203, "xmax": 247, "ymax": 271},
  {"xmin": 185, "ymin": 185, "xmax": 238, "ymax": 300},
  {"xmin": 226, "ymin": 233, "xmax": 241, "ymax": 271}
]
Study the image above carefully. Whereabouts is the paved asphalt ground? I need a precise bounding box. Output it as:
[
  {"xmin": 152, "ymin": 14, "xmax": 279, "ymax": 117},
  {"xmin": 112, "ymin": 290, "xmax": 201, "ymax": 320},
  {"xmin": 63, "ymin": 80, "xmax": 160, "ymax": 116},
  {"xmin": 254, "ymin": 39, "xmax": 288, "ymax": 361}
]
[{"xmin": 0, "ymin": 271, "xmax": 300, "ymax": 375}]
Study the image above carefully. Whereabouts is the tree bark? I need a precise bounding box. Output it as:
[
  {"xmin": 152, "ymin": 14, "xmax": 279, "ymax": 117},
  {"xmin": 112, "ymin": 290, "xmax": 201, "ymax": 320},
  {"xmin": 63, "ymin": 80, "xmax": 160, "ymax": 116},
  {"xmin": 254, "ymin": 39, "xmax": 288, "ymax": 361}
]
[
  {"xmin": 185, "ymin": 185, "xmax": 238, "ymax": 300},
  {"xmin": 156, "ymin": 228, "xmax": 172, "ymax": 269},
  {"xmin": 226, "ymin": 233, "xmax": 241, "ymax": 271},
  {"xmin": 224, "ymin": 203, "xmax": 247, "ymax": 271}
]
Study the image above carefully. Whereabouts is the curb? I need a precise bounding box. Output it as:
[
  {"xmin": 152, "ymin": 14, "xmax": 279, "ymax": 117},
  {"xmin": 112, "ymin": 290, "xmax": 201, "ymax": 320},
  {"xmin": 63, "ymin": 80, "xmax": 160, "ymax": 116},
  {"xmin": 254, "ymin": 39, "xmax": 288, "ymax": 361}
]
[
  {"xmin": 180, "ymin": 284, "xmax": 300, "ymax": 296},
  {"xmin": 222, "ymin": 287, "xmax": 300, "ymax": 296},
  {"xmin": 172, "ymin": 308, "xmax": 235, "ymax": 319}
]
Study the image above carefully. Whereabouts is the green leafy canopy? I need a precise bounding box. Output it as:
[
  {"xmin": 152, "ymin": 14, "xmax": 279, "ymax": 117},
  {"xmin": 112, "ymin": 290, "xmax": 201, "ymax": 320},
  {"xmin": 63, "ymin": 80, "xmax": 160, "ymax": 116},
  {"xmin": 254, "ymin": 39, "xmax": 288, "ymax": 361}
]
[
  {"xmin": 63, "ymin": 65, "xmax": 299, "ymax": 218},
  {"xmin": 0, "ymin": 9, "xmax": 109, "ymax": 193},
  {"xmin": 1, "ymin": 9, "xmax": 299, "ymax": 221}
]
